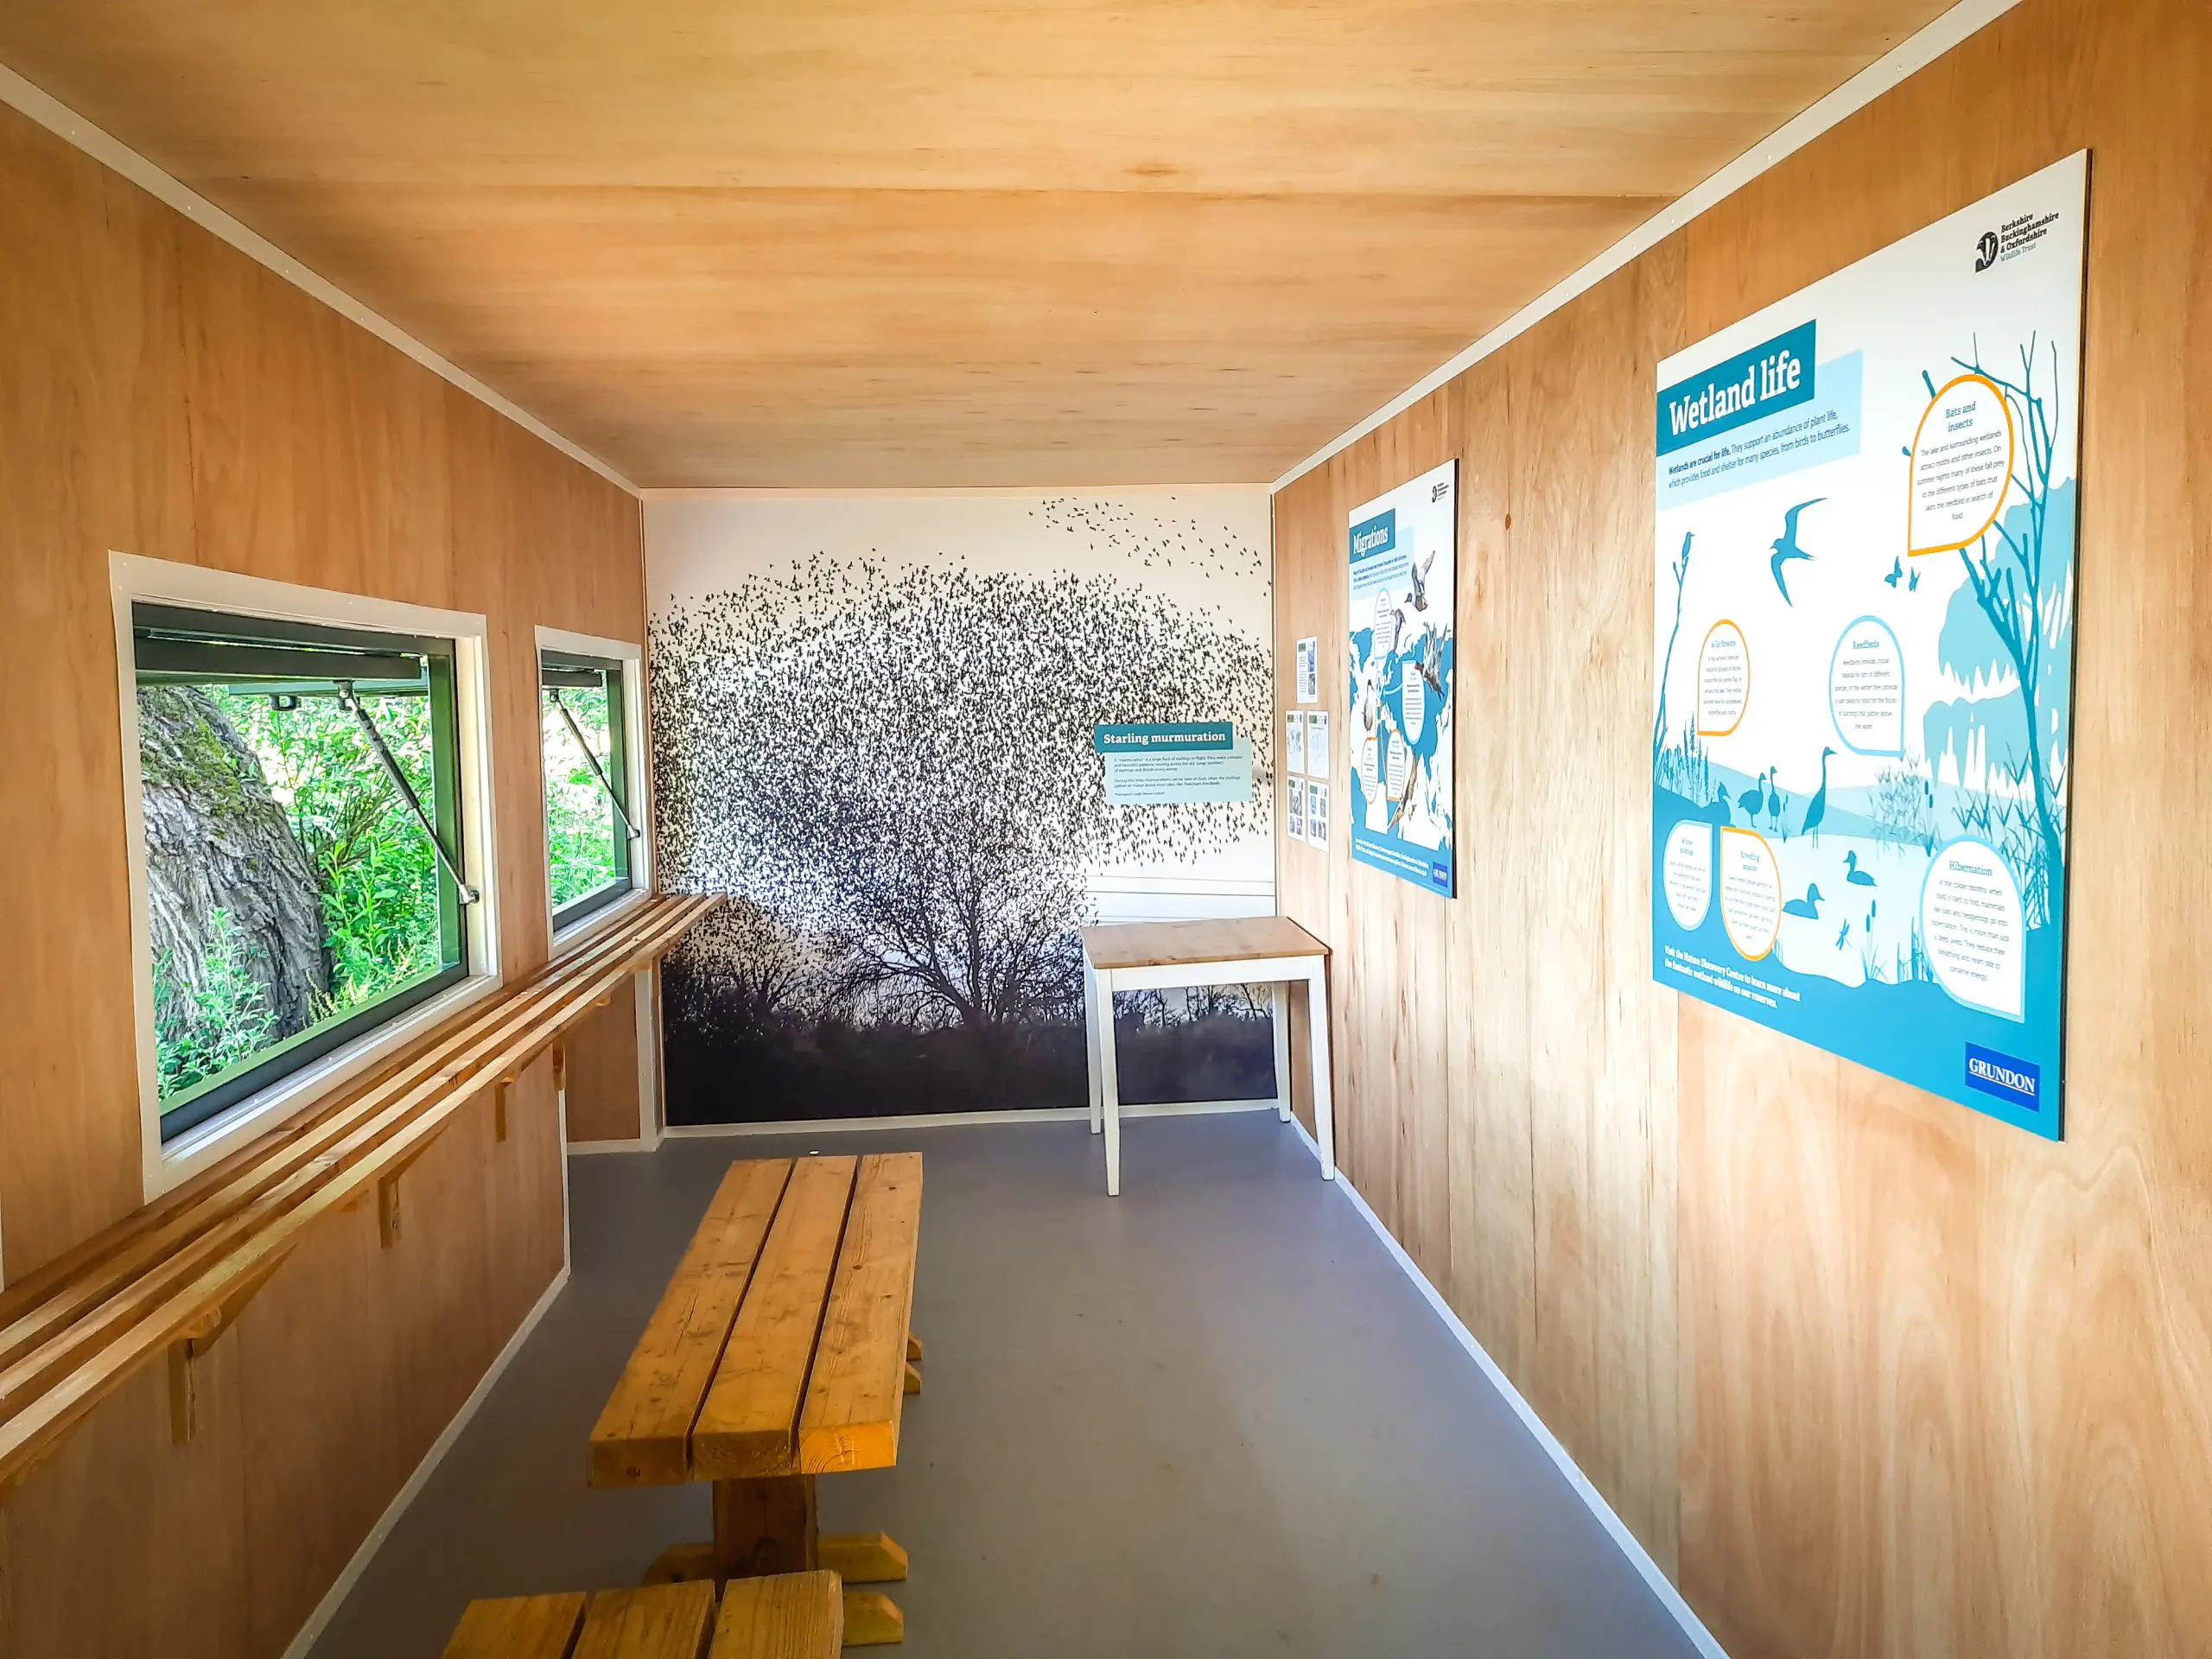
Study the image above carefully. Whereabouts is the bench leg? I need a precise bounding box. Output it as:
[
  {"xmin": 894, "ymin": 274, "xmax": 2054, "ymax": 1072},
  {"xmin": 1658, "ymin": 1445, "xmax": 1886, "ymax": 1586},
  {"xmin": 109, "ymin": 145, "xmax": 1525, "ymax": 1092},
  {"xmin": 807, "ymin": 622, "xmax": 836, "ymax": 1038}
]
[
  {"xmin": 820, "ymin": 1531, "xmax": 908, "ymax": 1583},
  {"xmin": 843, "ymin": 1591, "xmax": 906, "ymax": 1645}
]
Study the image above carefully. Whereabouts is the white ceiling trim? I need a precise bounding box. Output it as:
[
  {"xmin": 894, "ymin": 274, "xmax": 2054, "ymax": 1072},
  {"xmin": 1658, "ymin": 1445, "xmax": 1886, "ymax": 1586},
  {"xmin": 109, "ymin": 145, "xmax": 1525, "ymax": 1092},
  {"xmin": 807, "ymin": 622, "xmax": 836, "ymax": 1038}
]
[
  {"xmin": 639, "ymin": 484, "xmax": 1272, "ymax": 500},
  {"xmin": 0, "ymin": 60, "xmax": 640, "ymax": 498},
  {"xmin": 1268, "ymin": 0, "xmax": 2027, "ymax": 494}
]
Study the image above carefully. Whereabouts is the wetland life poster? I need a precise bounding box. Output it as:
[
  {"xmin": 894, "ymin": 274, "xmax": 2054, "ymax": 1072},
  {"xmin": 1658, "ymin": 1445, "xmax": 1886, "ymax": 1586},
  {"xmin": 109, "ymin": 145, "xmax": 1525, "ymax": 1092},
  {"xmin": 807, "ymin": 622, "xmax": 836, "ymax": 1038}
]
[
  {"xmin": 1348, "ymin": 459, "xmax": 1458, "ymax": 897},
  {"xmin": 1651, "ymin": 152, "xmax": 2086, "ymax": 1139}
]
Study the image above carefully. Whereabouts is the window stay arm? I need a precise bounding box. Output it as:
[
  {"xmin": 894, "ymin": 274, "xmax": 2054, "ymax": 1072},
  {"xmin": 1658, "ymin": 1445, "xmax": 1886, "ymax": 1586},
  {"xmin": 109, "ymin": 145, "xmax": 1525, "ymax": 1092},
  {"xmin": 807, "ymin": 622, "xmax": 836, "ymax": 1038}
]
[
  {"xmin": 550, "ymin": 689, "xmax": 644, "ymax": 841},
  {"xmin": 335, "ymin": 682, "xmax": 481, "ymax": 905}
]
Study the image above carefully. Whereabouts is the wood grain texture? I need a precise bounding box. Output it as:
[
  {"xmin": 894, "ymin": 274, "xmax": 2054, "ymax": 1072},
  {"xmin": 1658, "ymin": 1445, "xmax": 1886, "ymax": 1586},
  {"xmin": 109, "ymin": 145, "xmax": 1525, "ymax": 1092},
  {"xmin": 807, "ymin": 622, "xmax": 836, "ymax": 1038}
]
[
  {"xmin": 692, "ymin": 1159, "xmax": 857, "ymax": 1480},
  {"xmin": 1275, "ymin": 2, "xmax": 2212, "ymax": 1656},
  {"xmin": 591, "ymin": 1159, "xmax": 793, "ymax": 1488},
  {"xmin": 443, "ymin": 1592, "xmax": 588, "ymax": 1659},
  {"xmin": 798, "ymin": 1154, "xmax": 922, "ymax": 1476},
  {"xmin": 0, "ymin": 1, "xmax": 1952, "ymax": 486},
  {"xmin": 709, "ymin": 1571, "xmax": 843, "ymax": 1659},
  {"xmin": 574, "ymin": 1582, "xmax": 717, "ymax": 1659},
  {"xmin": 0, "ymin": 92, "xmax": 642, "ymax": 1659},
  {"xmin": 566, "ymin": 976, "xmax": 645, "ymax": 1144},
  {"xmin": 1080, "ymin": 915, "xmax": 1325, "ymax": 971}
]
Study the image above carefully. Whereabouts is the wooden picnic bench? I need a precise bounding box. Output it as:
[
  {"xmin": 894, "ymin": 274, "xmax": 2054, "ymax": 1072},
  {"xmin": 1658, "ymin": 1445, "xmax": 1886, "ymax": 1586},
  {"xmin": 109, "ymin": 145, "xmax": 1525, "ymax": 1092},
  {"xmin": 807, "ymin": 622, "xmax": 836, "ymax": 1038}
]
[
  {"xmin": 444, "ymin": 1572, "xmax": 842, "ymax": 1658},
  {"xmin": 590, "ymin": 1154, "xmax": 924, "ymax": 1647}
]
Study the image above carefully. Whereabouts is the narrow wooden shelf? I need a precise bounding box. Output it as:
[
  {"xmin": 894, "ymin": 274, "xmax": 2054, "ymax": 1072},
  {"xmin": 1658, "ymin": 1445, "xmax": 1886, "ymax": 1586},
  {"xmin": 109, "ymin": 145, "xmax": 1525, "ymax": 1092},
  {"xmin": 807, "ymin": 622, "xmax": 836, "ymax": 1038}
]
[{"xmin": 0, "ymin": 892, "xmax": 718, "ymax": 1495}]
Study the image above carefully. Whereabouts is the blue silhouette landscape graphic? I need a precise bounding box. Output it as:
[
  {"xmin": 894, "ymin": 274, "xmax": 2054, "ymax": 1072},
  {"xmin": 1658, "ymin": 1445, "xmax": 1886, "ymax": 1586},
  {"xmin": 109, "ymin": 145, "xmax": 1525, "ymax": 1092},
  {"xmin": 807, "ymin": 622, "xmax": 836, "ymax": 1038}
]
[{"xmin": 1649, "ymin": 155, "xmax": 2086, "ymax": 1139}]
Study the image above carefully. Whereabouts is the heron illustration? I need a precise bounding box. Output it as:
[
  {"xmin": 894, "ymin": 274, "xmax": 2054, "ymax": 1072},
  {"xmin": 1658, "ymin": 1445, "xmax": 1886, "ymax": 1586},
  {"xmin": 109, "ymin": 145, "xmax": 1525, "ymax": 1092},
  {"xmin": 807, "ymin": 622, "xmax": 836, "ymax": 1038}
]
[
  {"xmin": 1769, "ymin": 498, "xmax": 1826, "ymax": 605},
  {"xmin": 1802, "ymin": 746, "xmax": 1837, "ymax": 844}
]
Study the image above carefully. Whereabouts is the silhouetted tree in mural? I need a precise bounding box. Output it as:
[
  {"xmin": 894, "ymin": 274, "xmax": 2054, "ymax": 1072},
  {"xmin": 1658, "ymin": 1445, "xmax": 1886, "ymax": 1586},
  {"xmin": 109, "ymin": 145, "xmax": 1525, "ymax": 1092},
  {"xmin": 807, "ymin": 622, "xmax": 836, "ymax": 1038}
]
[{"xmin": 652, "ymin": 536, "xmax": 1272, "ymax": 1103}]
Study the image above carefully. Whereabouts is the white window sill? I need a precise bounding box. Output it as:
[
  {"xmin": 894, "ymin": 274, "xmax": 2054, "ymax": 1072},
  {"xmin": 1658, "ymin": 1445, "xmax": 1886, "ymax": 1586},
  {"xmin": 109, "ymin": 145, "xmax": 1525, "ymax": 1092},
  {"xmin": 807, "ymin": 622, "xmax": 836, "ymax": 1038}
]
[
  {"xmin": 550, "ymin": 882, "xmax": 652, "ymax": 962},
  {"xmin": 147, "ymin": 970, "xmax": 505, "ymax": 1199}
]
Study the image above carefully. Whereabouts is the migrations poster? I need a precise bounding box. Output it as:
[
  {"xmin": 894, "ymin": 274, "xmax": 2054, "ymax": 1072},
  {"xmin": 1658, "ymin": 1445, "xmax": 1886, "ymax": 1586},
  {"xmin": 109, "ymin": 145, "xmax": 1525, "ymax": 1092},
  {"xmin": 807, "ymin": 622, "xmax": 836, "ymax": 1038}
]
[{"xmin": 1347, "ymin": 460, "xmax": 1458, "ymax": 897}]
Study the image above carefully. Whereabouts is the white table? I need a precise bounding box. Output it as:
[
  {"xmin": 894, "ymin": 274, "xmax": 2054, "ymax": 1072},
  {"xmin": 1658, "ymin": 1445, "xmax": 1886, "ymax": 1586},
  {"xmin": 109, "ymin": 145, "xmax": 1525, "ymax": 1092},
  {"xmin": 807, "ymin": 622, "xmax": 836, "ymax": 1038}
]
[{"xmin": 1079, "ymin": 917, "xmax": 1335, "ymax": 1196}]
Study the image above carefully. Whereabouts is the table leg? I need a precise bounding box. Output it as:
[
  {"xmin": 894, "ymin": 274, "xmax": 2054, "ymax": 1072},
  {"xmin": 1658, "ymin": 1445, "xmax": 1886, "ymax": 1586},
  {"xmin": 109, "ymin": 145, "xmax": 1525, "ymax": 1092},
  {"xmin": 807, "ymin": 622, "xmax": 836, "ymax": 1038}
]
[
  {"xmin": 713, "ymin": 1474, "xmax": 818, "ymax": 1579},
  {"xmin": 707, "ymin": 1476, "xmax": 909, "ymax": 1644},
  {"xmin": 1083, "ymin": 957, "xmax": 1104, "ymax": 1135},
  {"xmin": 1306, "ymin": 963, "xmax": 1335, "ymax": 1180},
  {"xmin": 1271, "ymin": 982, "xmax": 1293, "ymax": 1122},
  {"xmin": 1097, "ymin": 968, "xmax": 1122, "ymax": 1196}
]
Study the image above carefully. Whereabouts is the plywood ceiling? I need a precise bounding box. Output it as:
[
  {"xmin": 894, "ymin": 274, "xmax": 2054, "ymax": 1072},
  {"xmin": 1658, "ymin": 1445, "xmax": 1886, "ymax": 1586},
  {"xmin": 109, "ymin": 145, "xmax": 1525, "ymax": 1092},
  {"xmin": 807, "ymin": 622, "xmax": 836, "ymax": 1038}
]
[{"xmin": 0, "ymin": 3, "xmax": 1954, "ymax": 487}]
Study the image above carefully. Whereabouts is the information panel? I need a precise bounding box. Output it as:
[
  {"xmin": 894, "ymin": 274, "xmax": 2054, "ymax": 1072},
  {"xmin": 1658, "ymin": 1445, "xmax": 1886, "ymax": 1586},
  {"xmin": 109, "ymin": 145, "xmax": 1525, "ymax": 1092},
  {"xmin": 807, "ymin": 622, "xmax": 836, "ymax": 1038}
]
[
  {"xmin": 1347, "ymin": 460, "xmax": 1457, "ymax": 897},
  {"xmin": 1651, "ymin": 153, "xmax": 2086, "ymax": 1138}
]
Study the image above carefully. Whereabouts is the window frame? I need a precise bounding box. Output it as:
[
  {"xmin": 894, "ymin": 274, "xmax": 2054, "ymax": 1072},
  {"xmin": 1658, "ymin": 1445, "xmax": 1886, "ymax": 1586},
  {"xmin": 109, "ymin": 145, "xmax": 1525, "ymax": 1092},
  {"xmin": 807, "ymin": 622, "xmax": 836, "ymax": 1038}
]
[
  {"xmin": 112, "ymin": 555, "xmax": 505, "ymax": 1200},
  {"xmin": 536, "ymin": 626, "xmax": 652, "ymax": 952}
]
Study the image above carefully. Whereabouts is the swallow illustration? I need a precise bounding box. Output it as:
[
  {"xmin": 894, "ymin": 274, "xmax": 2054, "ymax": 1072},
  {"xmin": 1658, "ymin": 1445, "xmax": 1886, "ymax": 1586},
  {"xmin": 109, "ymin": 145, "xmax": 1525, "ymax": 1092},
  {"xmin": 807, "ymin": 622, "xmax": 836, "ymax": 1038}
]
[{"xmin": 1769, "ymin": 498, "xmax": 1827, "ymax": 605}]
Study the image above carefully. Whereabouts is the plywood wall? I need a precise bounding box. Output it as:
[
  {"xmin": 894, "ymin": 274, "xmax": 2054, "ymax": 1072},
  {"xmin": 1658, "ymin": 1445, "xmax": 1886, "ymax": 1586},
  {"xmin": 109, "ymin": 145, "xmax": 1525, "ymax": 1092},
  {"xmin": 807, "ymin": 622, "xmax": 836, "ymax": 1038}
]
[
  {"xmin": 0, "ymin": 98, "xmax": 642, "ymax": 1656},
  {"xmin": 1271, "ymin": 1, "xmax": 2212, "ymax": 1653}
]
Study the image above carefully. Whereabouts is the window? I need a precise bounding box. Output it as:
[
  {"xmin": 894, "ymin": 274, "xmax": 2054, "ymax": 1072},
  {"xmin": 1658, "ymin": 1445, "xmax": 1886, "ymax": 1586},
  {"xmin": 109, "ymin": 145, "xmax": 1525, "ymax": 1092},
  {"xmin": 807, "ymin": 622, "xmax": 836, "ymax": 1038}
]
[
  {"xmin": 131, "ymin": 603, "xmax": 475, "ymax": 1142},
  {"xmin": 540, "ymin": 648, "xmax": 638, "ymax": 930}
]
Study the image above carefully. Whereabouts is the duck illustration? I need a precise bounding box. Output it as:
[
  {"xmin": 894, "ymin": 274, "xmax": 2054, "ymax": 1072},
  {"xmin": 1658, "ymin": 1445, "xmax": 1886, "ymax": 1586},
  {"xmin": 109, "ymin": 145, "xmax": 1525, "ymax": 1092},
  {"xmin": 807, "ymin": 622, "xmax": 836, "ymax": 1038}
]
[
  {"xmin": 1709, "ymin": 785, "xmax": 1733, "ymax": 826},
  {"xmin": 1783, "ymin": 883, "xmax": 1824, "ymax": 920},
  {"xmin": 1845, "ymin": 849, "xmax": 1876, "ymax": 887},
  {"xmin": 1802, "ymin": 747, "xmax": 1837, "ymax": 844},
  {"xmin": 1768, "ymin": 498, "xmax": 1826, "ymax": 605}
]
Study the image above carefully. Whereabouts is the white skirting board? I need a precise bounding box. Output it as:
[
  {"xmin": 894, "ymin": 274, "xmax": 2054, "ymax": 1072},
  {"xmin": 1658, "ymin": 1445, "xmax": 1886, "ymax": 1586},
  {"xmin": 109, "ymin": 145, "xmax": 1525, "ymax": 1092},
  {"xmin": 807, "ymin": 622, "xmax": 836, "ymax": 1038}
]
[
  {"xmin": 1281, "ymin": 1115, "xmax": 1732, "ymax": 1659},
  {"xmin": 276, "ymin": 1263, "xmax": 571, "ymax": 1659},
  {"xmin": 656, "ymin": 1097, "xmax": 1278, "ymax": 1141}
]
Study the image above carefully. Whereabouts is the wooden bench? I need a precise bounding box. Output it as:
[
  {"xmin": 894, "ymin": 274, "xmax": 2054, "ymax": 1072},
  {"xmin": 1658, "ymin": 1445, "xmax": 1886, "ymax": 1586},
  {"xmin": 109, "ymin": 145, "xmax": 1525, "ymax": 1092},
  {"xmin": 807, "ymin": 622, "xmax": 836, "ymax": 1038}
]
[
  {"xmin": 445, "ymin": 1572, "xmax": 842, "ymax": 1658},
  {"xmin": 590, "ymin": 1154, "xmax": 923, "ymax": 1646},
  {"xmin": 0, "ymin": 893, "xmax": 718, "ymax": 1494}
]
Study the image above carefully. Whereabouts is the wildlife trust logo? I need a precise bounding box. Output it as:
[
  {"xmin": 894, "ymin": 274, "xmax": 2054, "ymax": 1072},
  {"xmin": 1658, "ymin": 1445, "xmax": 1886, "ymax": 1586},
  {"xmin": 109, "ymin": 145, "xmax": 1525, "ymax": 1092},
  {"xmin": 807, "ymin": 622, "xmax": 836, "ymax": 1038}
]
[{"xmin": 1974, "ymin": 229, "xmax": 2000, "ymax": 272}]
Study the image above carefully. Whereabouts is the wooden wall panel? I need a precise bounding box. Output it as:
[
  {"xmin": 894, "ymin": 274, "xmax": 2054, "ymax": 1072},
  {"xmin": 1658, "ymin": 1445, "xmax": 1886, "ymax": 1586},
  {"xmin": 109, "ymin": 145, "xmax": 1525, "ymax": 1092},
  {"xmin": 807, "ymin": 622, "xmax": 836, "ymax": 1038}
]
[
  {"xmin": 1274, "ymin": 1, "xmax": 2212, "ymax": 1653},
  {"xmin": 566, "ymin": 975, "xmax": 645, "ymax": 1144},
  {"xmin": 0, "ymin": 94, "xmax": 639, "ymax": 1659}
]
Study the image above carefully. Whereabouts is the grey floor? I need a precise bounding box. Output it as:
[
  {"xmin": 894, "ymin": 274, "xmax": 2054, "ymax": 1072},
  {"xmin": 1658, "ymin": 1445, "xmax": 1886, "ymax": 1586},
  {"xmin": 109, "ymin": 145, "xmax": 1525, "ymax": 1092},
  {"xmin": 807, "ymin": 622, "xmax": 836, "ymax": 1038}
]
[{"xmin": 310, "ymin": 1111, "xmax": 1700, "ymax": 1657}]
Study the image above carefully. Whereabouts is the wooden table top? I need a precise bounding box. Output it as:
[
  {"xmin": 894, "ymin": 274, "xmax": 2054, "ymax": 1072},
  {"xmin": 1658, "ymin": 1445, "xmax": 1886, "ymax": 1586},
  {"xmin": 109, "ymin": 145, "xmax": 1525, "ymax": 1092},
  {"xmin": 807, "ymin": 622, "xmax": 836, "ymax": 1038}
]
[
  {"xmin": 589, "ymin": 1154, "xmax": 922, "ymax": 1487},
  {"xmin": 1079, "ymin": 915, "xmax": 1328, "ymax": 971}
]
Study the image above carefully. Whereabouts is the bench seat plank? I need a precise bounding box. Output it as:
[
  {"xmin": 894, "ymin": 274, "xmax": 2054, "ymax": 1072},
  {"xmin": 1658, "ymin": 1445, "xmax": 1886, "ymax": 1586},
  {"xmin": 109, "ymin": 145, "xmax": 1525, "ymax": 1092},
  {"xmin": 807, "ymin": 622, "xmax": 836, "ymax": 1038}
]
[
  {"xmin": 798, "ymin": 1154, "xmax": 922, "ymax": 1474},
  {"xmin": 442, "ymin": 1592, "xmax": 588, "ymax": 1659},
  {"xmin": 709, "ymin": 1571, "xmax": 844, "ymax": 1658},
  {"xmin": 574, "ymin": 1582, "xmax": 718, "ymax": 1659},
  {"xmin": 692, "ymin": 1157, "xmax": 858, "ymax": 1479},
  {"xmin": 590, "ymin": 1160, "xmax": 794, "ymax": 1486}
]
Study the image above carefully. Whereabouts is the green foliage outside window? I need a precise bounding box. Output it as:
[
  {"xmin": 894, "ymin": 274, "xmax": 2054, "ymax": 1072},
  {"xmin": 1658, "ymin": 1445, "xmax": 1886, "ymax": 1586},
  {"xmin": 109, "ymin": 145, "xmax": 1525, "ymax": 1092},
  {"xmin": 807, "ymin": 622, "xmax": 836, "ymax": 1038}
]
[
  {"xmin": 145, "ymin": 684, "xmax": 451, "ymax": 1108},
  {"xmin": 223, "ymin": 688, "xmax": 445, "ymax": 1015},
  {"xmin": 543, "ymin": 684, "xmax": 622, "ymax": 910},
  {"xmin": 153, "ymin": 906, "xmax": 277, "ymax": 1099}
]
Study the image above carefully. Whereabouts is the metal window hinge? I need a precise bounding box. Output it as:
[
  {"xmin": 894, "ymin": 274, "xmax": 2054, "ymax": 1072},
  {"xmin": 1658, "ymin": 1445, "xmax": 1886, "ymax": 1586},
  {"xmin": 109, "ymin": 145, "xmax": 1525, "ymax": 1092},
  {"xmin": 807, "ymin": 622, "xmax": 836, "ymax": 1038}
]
[
  {"xmin": 335, "ymin": 681, "xmax": 480, "ymax": 905},
  {"xmin": 550, "ymin": 689, "xmax": 644, "ymax": 842}
]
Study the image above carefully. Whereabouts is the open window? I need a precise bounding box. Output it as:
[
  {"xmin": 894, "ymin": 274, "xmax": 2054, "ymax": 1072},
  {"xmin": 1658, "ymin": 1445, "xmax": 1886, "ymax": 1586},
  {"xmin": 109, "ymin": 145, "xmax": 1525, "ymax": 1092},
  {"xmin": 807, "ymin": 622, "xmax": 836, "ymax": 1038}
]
[
  {"xmin": 131, "ymin": 603, "xmax": 476, "ymax": 1143},
  {"xmin": 540, "ymin": 647, "xmax": 639, "ymax": 931}
]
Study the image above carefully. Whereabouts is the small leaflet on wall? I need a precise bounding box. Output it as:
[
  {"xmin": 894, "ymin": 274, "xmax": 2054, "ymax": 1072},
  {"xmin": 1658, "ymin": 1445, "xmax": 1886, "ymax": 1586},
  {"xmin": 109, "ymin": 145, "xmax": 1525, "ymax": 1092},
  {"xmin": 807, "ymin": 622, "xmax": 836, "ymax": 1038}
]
[
  {"xmin": 1096, "ymin": 721, "xmax": 1254, "ymax": 805},
  {"xmin": 1650, "ymin": 152, "xmax": 2086, "ymax": 1140},
  {"xmin": 1284, "ymin": 709, "xmax": 1306, "ymax": 778},
  {"xmin": 1287, "ymin": 777, "xmax": 1307, "ymax": 845},
  {"xmin": 1347, "ymin": 460, "xmax": 1458, "ymax": 897},
  {"xmin": 1306, "ymin": 710, "xmax": 1329, "ymax": 779},
  {"xmin": 1308, "ymin": 781, "xmax": 1330, "ymax": 847},
  {"xmin": 1295, "ymin": 637, "xmax": 1319, "ymax": 704}
]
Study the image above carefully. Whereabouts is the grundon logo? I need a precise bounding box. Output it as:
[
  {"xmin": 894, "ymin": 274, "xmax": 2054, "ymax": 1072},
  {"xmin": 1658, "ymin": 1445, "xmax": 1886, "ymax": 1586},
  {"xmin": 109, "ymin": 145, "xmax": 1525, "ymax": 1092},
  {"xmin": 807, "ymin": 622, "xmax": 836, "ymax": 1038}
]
[{"xmin": 1963, "ymin": 1044, "xmax": 2040, "ymax": 1111}]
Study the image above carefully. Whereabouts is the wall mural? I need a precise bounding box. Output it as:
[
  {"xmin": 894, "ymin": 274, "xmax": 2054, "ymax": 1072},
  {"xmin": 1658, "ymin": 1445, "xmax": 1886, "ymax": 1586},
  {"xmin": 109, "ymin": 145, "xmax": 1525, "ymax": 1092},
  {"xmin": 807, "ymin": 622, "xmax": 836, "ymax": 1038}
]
[{"xmin": 646, "ymin": 492, "xmax": 1275, "ymax": 1123}]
